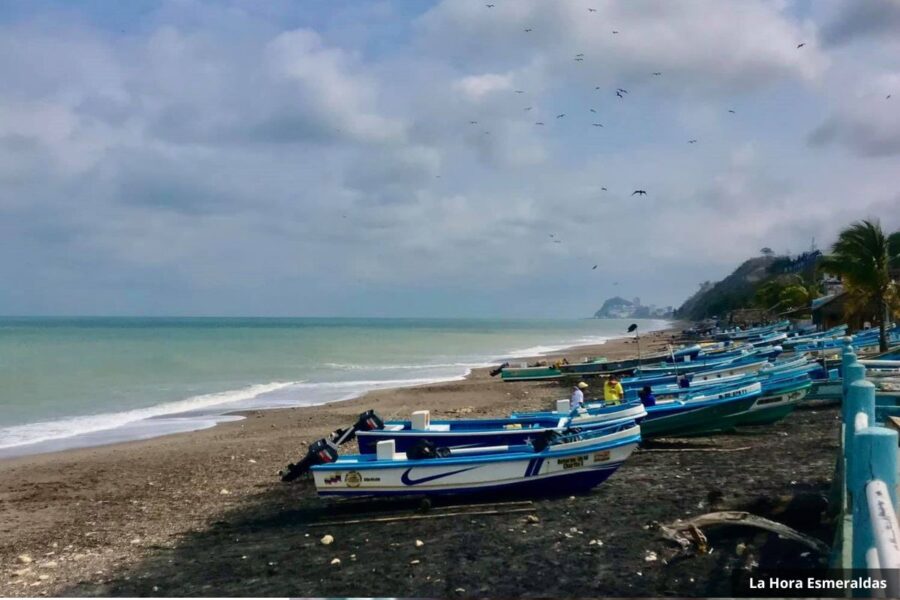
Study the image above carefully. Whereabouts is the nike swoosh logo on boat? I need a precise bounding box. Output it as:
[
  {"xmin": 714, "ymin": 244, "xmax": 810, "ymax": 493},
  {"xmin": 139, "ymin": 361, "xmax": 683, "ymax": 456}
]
[{"xmin": 400, "ymin": 467, "xmax": 476, "ymax": 486}]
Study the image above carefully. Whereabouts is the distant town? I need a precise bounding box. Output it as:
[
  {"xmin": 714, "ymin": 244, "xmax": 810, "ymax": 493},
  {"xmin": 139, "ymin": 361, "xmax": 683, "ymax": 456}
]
[{"xmin": 593, "ymin": 296, "xmax": 674, "ymax": 319}]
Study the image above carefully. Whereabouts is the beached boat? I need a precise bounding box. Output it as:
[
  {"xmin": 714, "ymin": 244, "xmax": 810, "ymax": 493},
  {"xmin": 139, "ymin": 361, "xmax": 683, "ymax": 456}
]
[
  {"xmin": 354, "ymin": 403, "xmax": 646, "ymax": 454},
  {"xmin": 499, "ymin": 364, "xmax": 564, "ymax": 382},
  {"xmin": 311, "ymin": 420, "xmax": 641, "ymax": 497},
  {"xmin": 734, "ymin": 376, "xmax": 811, "ymax": 426},
  {"xmin": 639, "ymin": 382, "xmax": 762, "ymax": 437}
]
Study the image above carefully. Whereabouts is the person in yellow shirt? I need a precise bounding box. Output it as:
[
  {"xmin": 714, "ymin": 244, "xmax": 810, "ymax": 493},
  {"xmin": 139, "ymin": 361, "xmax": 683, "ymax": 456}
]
[{"xmin": 603, "ymin": 375, "xmax": 625, "ymax": 405}]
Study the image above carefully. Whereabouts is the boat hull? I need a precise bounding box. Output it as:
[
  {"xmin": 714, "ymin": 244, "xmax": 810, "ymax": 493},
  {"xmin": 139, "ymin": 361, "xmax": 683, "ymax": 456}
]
[
  {"xmin": 640, "ymin": 395, "xmax": 758, "ymax": 437},
  {"xmin": 313, "ymin": 427, "xmax": 640, "ymax": 498},
  {"xmin": 734, "ymin": 382, "xmax": 811, "ymax": 426}
]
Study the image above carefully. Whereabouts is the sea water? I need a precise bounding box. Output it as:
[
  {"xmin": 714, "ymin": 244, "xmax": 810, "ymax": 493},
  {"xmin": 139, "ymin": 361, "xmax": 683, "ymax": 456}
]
[{"xmin": 0, "ymin": 316, "xmax": 669, "ymax": 457}]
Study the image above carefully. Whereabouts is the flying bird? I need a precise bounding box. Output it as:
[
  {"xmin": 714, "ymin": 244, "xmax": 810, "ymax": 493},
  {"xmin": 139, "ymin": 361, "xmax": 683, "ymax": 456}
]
[
  {"xmin": 575, "ymin": 53, "xmax": 584, "ymax": 57},
  {"xmin": 616, "ymin": 91, "xmax": 623, "ymax": 98},
  {"xmin": 728, "ymin": 109, "xmax": 736, "ymax": 114},
  {"xmin": 617, "ymin": 88, "xmax": 628, "ymax": 94},
  {"xmin": 688, "ymin": 139, "xmax": 697, "ymax": 143},
  {"xmin": 553, "ymin": 240, "xmax": 562, "ymax": 244},
  {"xmin": 601, "ymin": 187, "xmax": 607, "ymax": 191},
  {"xmin": 589, "ymin": 108, "xmax": 597, "ymax": 113},
  {"xmin": 574, "ymin": 57, "xmax": 584, "ymax": 61},
  {"xmin": 515, "ymin": 90, "xmax": 525, "ymax": 93},
  {"xmin": 556, "ymin": 113, "xmax": 565, "ymax": 118},
  {"xmin": 486, "ymin": 3, "xmax": 495, "ymax": 7},
  {"xmin": 612, "ymin": 30, "xmax": 619, "ymax": 34},
  {"xmin": 524, "ymin": 28, "xmax": 532, "ymax": 32},
  {"xmin": 595, "ymin": 86, "xmax": 602, "ymax": 90},
  {"xmin": 535, "ymin": 121, "xmax": 545, "ymax": 125},
  {"xmin": 592, "ymin": 123, "xmax": 604, "ymax": 127},
  {"xmin": 797, "ymin": 42, "xmax": 805, "ymax": 48},
  {"xmin": 652, "ymin": 72, "xmax": 662, "ymax": 76},
  {"xmin": 524, "ymin": 106, "xmax": 533, "ymax": 111},
  {"xmin": 631, "ymin": 190, "xmax": 647, "ymax": 196},
  {"xmin": 469, "ymin": 120, "xmax": 478, "ymax": 124},
  {"xmin": 887, "ymin": 94, "xmax": 892, "ymax": 99},
  {"xmin": 588, "ymin": 7, "xmax": 597, "ymax": 12},
  {"xmin": 549, "ymin": 234, "xmax": 555, "ymax": 238},
  {"xmin": 592, "ymin": 265, "xmax": 598, "ymax": 269}
]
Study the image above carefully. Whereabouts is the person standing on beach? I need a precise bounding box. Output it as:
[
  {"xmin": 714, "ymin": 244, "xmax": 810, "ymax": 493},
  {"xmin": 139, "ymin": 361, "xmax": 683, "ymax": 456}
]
[
  {"xmin": 603, "ymin": 375, "xmax": 625, "ymax": 405},
  {"xmin": 570, "ymin": 381, "xmax": 588, "ymax": 411}
]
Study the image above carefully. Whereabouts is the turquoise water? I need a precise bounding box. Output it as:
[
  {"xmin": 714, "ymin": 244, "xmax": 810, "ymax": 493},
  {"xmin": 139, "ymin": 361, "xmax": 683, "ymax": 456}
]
[{"xmin": 0, "ymin": 317, "xmax": 669, "ymax": 456}]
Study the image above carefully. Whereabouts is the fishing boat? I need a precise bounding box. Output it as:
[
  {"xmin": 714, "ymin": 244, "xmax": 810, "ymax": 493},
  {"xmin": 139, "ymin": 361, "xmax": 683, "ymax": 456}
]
[
  {"xmin": 638, "ymin": 382, "xmax": 762, "ymax": 437},
  {"xmin": 734, "ymin": 374, "xmax": 811, "ymax": 426},
  {"xmin": 354, "ymin": 403, "xmax": 646, "ymax": 454},
  {"xmin": 310, "ymin": 420, "xmax": 641, "ymax": 497}
]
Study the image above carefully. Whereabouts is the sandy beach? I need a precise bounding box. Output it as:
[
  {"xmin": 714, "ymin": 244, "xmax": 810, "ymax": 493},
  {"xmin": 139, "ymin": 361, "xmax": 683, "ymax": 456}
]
[{"xmin": 0, "ymin": 327, "xmax": 838, "ymax": 597}]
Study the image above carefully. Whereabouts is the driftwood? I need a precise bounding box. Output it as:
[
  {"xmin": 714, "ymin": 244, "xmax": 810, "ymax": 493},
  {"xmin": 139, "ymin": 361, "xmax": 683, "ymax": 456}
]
[
  {"xmin": 659, "ymin": 510, "xmax": 830, "ymax": 555},
  {"xmin": 310, "ymin": 507, "xmax": 534, "ymax": 527},
  {"xmin": 640, "ymin": 446, "xmax": 751, "ymax": 453}
]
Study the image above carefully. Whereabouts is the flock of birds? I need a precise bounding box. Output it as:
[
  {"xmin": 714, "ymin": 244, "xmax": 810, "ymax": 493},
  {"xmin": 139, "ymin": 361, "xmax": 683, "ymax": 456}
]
[
  {"xmin": 464, "ymin": 3, "xmax": 885, "ymax": 275},
  {"xmin": 468, "ymin": 4, "xmax": 780, "ymax": 201}
]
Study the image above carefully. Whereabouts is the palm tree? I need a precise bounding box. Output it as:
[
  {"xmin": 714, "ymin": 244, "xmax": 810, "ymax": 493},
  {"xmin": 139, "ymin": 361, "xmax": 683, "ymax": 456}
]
[{"xmin": 819, "ymin": 220, "xmax": 899, "ymax": 351}]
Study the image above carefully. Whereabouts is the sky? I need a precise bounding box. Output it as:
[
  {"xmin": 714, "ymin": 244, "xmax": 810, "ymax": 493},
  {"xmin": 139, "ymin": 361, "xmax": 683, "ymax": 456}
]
[{"xmin": 0, "ymin": 0, "xmax": 898, "ymax": 318}]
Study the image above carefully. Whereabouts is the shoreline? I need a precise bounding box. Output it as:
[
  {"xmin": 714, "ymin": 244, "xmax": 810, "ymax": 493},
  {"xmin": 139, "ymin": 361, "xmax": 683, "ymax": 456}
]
[
  {"xmin": 0, "ymin": 328, "xmax": 685, "ymax": 595},
  {"xmin": 0, "ymin": 319, "xmax": 675, "ymax": 460}
]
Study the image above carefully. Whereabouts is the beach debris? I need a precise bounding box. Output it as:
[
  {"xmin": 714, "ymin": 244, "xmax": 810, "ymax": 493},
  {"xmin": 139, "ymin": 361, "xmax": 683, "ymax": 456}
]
[
  {"xmin": 219, "ymin": 488, "xmax": 230, "ymax": 495},
  {"xmin": 320, "ymin": 534, "xmax": 335, "ymax": 545},
  {"xmin": 659, "ymin": 511, "xmax": 829, "ymax": 556},
  {"xmin": 130, "ymin": 537, "xmax": 141, "ymax": 545},
  {"xmin": 736, "ymin": 542, "xmax": 747, "ymax": 555},
  {"xmin": 330, "ymin": 557, "xmax": 341, "ymax": 566},
  {"xmin": 17, "ymin": 555, "xmax": 32, "ymax": 565},
  {"xmin": 410, "ymin": 559, "xmax": 421, "ymax": 565},
  {"xmin": 525, "ymin": 514, "xmax": 540, "ymax": 524},
  {"xmin": 455, "ymin": 588, "xmax": 466, "ymax": 594},
  {"xmin": 589, "ymin": 539, "xmax": 603, "ymax": 546},
  {"xmin": 42, "ymin": 561, "xmax": 58, "ymax": 569},
  {"xmin": 248, "ymin": 459, "xmax": 257, "ymax": 464},
  {"xmin": 415, "ymin": 539, "xmax": 425, "ymax": 547},
  {"xmin": 644, "ymin": 550, "xmax": 658, "ymax": 562}
]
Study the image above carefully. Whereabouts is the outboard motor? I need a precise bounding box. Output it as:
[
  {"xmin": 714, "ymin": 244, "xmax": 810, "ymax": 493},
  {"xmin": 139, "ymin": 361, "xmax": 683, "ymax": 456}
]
[
  {"xmin": 280, "ymin": 438, "xmax": 339, "ymax": 482},
  {"xmin": 490, "ymin": 362, "xmax": 510, "ymax": 377},
  {"xmin": 330, "ymin": 409, "xmax": 385, "ymax": 446}
]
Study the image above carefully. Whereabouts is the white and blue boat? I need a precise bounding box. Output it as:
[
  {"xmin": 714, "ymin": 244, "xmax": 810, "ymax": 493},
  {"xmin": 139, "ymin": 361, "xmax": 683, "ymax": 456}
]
[
  {"xmin": 354, "ymin": 402, "xmax": 646, "ymax": 454},
  {"xmin": 311, "ymin": 420, "xmax": 641, "ymax": 497}
]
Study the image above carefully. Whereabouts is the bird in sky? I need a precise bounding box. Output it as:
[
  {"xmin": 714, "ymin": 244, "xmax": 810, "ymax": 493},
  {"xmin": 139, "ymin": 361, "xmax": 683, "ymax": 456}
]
[
  {"xmin": 556, "ymin": 113, "xmax": 565, "ymax": 118},
  {"xmin": 592, "ymin": 123, "xmax": 604, "ymax": 127},
  {"xmin": 574, "ymin": 57, "xmax": 584, "ymax": 61},
  {"xmin": 553, "ymin": 240, "xmax": 562, "ymax": 244},
  {"xmin": 535, "ymin": 121, "xmax": 545, "ymax": 125},
  {"xmin": 589, "ymin": 108, "xmax": 597, "ymax": 113},
  {"xmin": 575, "ymin": 53, "xmax": 584, "ymax": 57},
  {"xmin": 515, "ymin": 90, "xmax": 525, "ymax": 93},
  {"xmin": 595, "ymin": 86, "xmax": 602, "ymax": 90},
  {"xmin": 617, "ymin": 88, "xmax": 628, "ymax": 94},
  {"xmin": 524, "ymin": 28, "xmax": 532, "ymax": 32},
  {"xmin": 616, "ymin": 91, "xmax": 624, "ymax": 98},
  {"xmin": 688, "ymin": 139, "xmax": 697, "ymax": 143},
  {"xmin": 469, "ymin": 120, "xmax": 478, "ymax": 124},
  {"xmin": 728, "ymin": 109, "xmax": 736, "ymax": 114},
  {"xmin": 549, "ymin": 234, "xmax": 555, "ymax": 238},
  {"xmin": 588, "ymin": 7, "xmax": 597, "ymax": 12},
  {"xmin": 797, "ymin": 42, "xmax": 805, "ymax": 48},
  {"xmin": 486, "ymin": 3, "xmax": 495, "ymax": 7},
  {"xmin": 888, "ymin": 94, "xmax": 892, "ymax": 99},
  {"xmin": 631, "ymin": 190, "xmax": 647, "ymax": 196},
  {"xmin": 523, "ymin": 106, "xmax": 533, "ymax": 111},
  {"xmin": 652, "ymin": 72, "xmax": 662, "ymax": 76},
  {"xmin": 592, "ymin": 265, "xmax": 598, "ymax": 270},
  {"xmin": 601, "ymin": 187, "xmax": 608, "ymax": 191},
  {"xmin": 612, "ymin": 30, "xmax": 619, "ymax": 34}
]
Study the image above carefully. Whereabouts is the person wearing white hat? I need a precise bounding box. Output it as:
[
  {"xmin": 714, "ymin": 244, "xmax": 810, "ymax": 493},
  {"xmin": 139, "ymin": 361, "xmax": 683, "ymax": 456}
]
[{"xmin": 570, "ymin": 381, "xmax": 589, "ymax": 411}]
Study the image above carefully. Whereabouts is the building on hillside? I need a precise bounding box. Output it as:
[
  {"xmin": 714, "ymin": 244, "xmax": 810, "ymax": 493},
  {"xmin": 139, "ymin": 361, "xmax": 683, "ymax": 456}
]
[
  {"xmin": 810, "ymin": 292, "xmax": 880, "ymax": 331},
  {"xmin": 726, "ymin": 308, "xmax": 769, "ymax": 326}
]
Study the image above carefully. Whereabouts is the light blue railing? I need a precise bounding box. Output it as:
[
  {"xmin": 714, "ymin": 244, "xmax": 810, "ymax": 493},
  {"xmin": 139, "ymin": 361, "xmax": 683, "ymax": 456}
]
[{"xmin": 835, "ymin": 339, "xmax": 900, "ymax": 595}]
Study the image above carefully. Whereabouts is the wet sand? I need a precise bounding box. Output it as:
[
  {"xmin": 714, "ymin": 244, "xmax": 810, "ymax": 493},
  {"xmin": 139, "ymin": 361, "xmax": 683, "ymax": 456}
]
[{"xmin": 0, "ymin": 328, "xmax": 838, "ymax": 597}]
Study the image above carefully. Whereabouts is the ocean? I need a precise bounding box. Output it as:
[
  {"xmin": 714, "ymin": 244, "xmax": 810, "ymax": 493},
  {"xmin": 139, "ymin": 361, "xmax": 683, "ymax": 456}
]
[{"xmin": 0, "ymin": 316, "xmax": 670, "ymax": 457}]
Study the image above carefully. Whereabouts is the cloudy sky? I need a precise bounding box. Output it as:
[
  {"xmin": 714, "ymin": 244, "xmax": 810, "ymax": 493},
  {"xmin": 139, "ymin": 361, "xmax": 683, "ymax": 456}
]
[{"xmin": 0, "ymin": 0, "xmax": 898, "ymax": 318}]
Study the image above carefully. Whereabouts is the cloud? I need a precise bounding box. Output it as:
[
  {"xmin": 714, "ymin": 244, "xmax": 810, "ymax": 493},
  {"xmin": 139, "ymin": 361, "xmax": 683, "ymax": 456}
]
[
  {"xmin": 822, "ymin": 0, "xmax": 900, "ymax": 46},
  {"xmin": 0, "ymin": 0, "xmax": 896, "ymax": 317}
]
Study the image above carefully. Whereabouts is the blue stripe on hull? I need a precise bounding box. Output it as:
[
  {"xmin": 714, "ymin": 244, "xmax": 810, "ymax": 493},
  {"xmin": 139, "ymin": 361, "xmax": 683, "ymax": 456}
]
[{"xmin": 317, "ymin": 464, "xmax": 622, "ymax": 498}]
